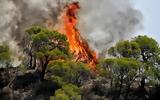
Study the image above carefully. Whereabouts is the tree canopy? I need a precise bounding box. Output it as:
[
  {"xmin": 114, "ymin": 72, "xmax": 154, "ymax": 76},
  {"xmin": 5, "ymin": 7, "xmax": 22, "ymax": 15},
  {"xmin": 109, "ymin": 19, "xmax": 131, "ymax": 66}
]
[
  {"xmin": 25, "ymin": 26, "xmax": 70, "ymax": 79},
  {"xmin": 49, "ymin": 60, "xmax": 91, "ymax": 86},
  {"xmin": 108, "ymin": 40, "xmax": 141, "ymax": 58}
]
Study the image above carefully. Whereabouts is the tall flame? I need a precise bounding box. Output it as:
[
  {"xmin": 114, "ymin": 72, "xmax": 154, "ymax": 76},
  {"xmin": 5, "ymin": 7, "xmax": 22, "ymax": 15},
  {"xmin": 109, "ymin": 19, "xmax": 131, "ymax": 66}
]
[{"xmin": 47, "ymin": 2, "xmax": 98, "ymax": 71}]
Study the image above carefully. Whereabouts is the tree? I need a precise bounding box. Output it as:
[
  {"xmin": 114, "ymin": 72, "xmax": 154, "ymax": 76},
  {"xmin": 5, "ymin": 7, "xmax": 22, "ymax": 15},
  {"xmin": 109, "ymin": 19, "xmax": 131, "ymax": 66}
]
[
  {"xmin": 108, "ymin": 40, "xmax": 141, "ymax": 59},
  {"xmin": 0, "ymin": 44, "xmax": 11, "ymax": 68},
  {"xmin": 133, "ymin": 35, "xmax": 160, "ymax": 87},
  {"xmin": 49, "ymin": 60, "xmax": 91, "ymax": 86},
  {"xmin": 102, "ymin": 58, "xmax": 141, "ymax": 99},
  {"xmin": 108, "ymin": 36, "xmax": 160, "ymax": 88},
  {"xmin": 24, "ymin": 26, "xmax": 42, "ymax": 69},
  {"xmin": 25, "ymin": 26, "xmax": 70, "ymax": 80},
  {"xmin": 50, "ymin": 84, "xmax": 81, "ymax": 100},
  {"xmin": 133, "ymin": 35, "xmax": 160, "ymax": 64}
]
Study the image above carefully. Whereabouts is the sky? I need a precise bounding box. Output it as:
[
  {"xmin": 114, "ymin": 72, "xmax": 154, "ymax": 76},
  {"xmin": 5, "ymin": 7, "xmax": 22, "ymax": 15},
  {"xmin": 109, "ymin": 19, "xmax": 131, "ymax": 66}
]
[{"xmin": 134, "ymin": 0, "xmax": 160, "ymax": 43}]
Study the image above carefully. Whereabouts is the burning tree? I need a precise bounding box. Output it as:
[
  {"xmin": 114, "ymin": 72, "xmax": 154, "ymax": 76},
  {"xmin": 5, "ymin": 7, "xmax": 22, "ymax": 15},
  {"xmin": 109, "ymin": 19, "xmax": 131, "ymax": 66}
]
[
  {"xmin": 46, "ymin": 2, "xmax": 98, "ymax": 71},
  {"xmin": 25, "ymin": 2, "xmax": 100, "ymax": 80}
]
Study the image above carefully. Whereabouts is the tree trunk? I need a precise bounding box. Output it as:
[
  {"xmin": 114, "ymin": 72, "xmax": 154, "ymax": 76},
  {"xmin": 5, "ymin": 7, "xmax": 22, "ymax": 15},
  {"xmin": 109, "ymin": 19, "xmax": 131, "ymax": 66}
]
[
  {"xmin": 140, "ymin": 77, "xmax": 145, "ymax": 88},
  {"xmin": 29, "ymin": 52, "xmax": 33, "ymax": 69},
  {"xmin": 125, "ymin": 85, "xmax": 130, "ymax": 100},
  {"xmin": 39, "ymin": 56, "xmax": 49, "ymax": 81},
  {"xmin": 110, "ymin": 78, "xmax": 113, "ymax": 88},
  {"xmin": 33, "ymin": 56, "xmax": 36, "ymax": 69},
  {"xmin": 118, "ymin": 77, "xmax": 123, "ymax": 98}
]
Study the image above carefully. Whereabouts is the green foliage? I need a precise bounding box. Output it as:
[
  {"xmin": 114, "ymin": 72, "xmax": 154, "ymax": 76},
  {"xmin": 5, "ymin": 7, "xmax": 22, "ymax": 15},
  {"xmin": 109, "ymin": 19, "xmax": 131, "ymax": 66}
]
[
  {"xmin": 26, "ymin": 26, "xmax": 42, "ymax": 35},
  {"xmin": 133, "ymin": 35, "xmax": 160, "ymax": 63},
  {"xmin": 0, "ymin": 44, "xmax": 11, "ymax": 68},
  {"xmin": 51, "ymin": 76, "xmax": 65, "ymax": 87},
  {"xmin": 143, "ymin": 63, "xmax": 160, "ymax": 85},
  {"xmin": 102, "ymin": 58, "xmax": 141, "ymax": 88},
  {"xmin": 133, "ymin": 35, "xmax": 160, "ymax": 85},
  {"xmin": 108, "ymin": 46, "xmax": 117, "ymax": 57},
  {"xmin": 49, "ymin": 60, "xmax": 91, "ymax": 86},
  {"xmin": 26, "ymin": 26, "xmax": 69, "ymax": 56},
  {"xmin": 108, "ymin": 40, "xmax": 141, "ymax": 58},
  {"xmin": 50, "ymin": 84, "xmax": 81, "ymax": 100},
  {"xmin": 35, "ymin": 49, "xmax": 67, "ymax": 60},
  {"xmin": 134, "ymin": 35, "xmax": 159, "ymax": 54},
  {"xmin": 108, "ymin": 35, "xmax": 160, "ymax": 87},
  {"xmin": 25, "ymin": 26, "xmax": 70, "ymax": 79},
  {"xmin": 97, "ymin": 59, "xmax": 110, "ymax": 77}
]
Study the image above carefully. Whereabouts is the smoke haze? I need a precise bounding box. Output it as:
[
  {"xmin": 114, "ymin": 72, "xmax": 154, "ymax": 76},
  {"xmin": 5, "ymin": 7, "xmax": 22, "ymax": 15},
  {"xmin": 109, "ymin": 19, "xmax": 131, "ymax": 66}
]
[
  {"xmin": 0, "ymin": 0, "xmax": 61, "ymax": 66},
  {"xmin": 77, "ymin": 0, "xmax": 142, "ymax": 55},
  {"xmin": 0, "ymin": 0, "xmax": 142, "ymax": 65}
]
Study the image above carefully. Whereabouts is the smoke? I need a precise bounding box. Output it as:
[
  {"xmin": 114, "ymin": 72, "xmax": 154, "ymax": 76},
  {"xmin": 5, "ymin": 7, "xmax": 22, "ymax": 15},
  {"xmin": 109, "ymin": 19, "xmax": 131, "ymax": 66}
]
[
  {"xmin": 0, "ymin": 0, "xmax": 142, "ymax": 65},
  {"xmin": 77, "ymin": 0, "xmax": 143, "ymax": 55},
  {"xmin": 0, "ymin": 0, "xmax": 22, "ymax": 67},
  {"xmin": 0, "ymin": 0, "xmax": 61, "ymax": 66}
]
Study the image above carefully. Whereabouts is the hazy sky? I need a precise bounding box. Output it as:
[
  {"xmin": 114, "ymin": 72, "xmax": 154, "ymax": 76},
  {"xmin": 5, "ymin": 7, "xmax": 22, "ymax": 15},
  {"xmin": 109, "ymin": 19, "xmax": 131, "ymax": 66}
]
[{"xmin": 134, "ymin": 0, "xmax": 160, "ymax": 43}]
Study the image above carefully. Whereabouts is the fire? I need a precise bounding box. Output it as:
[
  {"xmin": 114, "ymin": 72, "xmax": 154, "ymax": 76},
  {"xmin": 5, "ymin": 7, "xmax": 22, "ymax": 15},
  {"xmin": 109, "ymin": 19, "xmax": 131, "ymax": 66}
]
[{"xmin": 47, "ymin": 2, "xmax": 98, "ymax": 71}]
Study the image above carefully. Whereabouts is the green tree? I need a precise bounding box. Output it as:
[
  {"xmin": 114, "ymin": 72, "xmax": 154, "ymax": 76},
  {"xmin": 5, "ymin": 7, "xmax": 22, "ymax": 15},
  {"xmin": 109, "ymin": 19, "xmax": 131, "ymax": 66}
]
[
  {"xmin": 50, "ymin": 84, "xmax": 81, "ymax": 100},
  {"xmin": 133, "ymin": 35, "xmax": 160, "ymax": 87},
  {"xmin": 0, "ymin": 44, "xmax": 11, "ymax": 68},
  {"xmin": 108, "ymin": 40, "xmax": 141, "ymax": 59},
  {"xmin": 108, "ymin": 36, "xmax": 160, "ymax": 88},
  {"xmin": 25, "ymin": 26, "xmax": 70, "ymax": 80},
  {"xmin": 102, "ymin": 58, "xmax": 141, "ymax": 99},
  {"xmin": 133, "ymin": 35, "xmax": 160, "ymax": 64},
  {"xmin": 24, "ymin": 26, "xmax": 42, "ymax": 69},
  {"xmin": 49, "ymin": 60, "xmax": 91, "ymax": 86}
]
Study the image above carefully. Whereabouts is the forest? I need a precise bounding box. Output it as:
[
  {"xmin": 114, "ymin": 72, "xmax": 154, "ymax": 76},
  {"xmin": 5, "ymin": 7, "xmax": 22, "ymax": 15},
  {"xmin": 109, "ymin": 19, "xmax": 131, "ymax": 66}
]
[{"xmin": 0, "ymin": 26, "xmax": 160, "ymax": 100}]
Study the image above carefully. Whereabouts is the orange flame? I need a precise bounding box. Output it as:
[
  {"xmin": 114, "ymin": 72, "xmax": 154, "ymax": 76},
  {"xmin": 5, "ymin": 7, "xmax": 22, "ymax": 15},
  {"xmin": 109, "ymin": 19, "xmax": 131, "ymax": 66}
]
[{"xmin": 47, "ymin": 2, "xmax": 98, "ymax": 71}]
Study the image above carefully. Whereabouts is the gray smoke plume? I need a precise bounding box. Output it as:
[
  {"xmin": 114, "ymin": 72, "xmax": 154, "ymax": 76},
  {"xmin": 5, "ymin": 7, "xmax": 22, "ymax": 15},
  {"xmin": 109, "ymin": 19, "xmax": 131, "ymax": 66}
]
[
  {"xmin": 0, "ymin": 0, "xmax": 21, "ymax": 67},
  {"xmin": 0, "ymin": 0, "xmax": 142, "ymax": 66},
  {"xmin": 77, "ymin": 0, "xmax": 143, "ymax": 56},
  {"xmin": 0, "ymin": 0, "xmax": 61, "ymax": 66}
]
